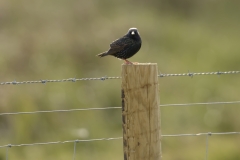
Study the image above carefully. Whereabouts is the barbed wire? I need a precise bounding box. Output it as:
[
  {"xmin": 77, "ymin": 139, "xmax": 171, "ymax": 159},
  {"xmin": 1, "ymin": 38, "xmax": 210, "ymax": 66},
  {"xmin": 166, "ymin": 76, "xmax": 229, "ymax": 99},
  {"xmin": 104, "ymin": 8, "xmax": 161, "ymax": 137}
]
[
  {"xmin": 0, "ymin": 76, "xmax": 121, "ymax": 85},
  {"xmin": 0, "ymin": 132, "xmax": 239, "ymax": 149},
  {"xmin": 1, "ymin": 70, "xmax": 239, "ymax": 159},
  {"xmin": 0, "ymin": 107, "xmax": 121, "ymax": 116},
  {"xmin": 161, "ymin": 132, "xmax": 240, "ymax": 137},
  {"xmin": 0, "ymin": 137, "xmax": 122, "ymax": 148},
  {"xmin": 159, "ymin": 100, "xmax": 240, "ymax": 107},
  {"xmin": 0, "ymin": 101, "xmax": 239, "ymax": 116},
  {"xmin": 0, "ymin": 71, "xmax": 239, "ymax": 85},
  {"xmin": 158, "ymin": 70, "xmax": 240, "ymax": 77}
]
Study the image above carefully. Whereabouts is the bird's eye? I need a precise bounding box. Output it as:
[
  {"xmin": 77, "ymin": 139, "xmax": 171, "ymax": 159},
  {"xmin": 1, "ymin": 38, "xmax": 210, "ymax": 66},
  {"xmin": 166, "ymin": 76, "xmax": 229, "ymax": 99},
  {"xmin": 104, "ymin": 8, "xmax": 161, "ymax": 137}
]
[{"xmin": 131, "ymin": 31, "xmax": 135, "ymax": 35}]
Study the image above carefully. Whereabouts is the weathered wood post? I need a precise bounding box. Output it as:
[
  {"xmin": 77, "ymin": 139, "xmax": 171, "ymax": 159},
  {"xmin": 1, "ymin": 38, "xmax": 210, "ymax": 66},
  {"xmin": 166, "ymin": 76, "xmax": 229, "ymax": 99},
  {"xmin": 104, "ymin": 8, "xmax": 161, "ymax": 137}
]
[{"xmin": 121, "ymin": 63, "xmax": 161, "ymax": 160}]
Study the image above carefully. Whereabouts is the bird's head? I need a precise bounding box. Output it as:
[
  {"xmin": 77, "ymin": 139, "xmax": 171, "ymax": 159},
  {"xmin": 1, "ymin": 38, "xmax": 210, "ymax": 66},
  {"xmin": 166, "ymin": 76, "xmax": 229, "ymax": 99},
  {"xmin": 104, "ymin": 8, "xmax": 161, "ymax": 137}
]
[{"xmin": 127, "ymin": 28, "xmax": 141, "ymax": 40}]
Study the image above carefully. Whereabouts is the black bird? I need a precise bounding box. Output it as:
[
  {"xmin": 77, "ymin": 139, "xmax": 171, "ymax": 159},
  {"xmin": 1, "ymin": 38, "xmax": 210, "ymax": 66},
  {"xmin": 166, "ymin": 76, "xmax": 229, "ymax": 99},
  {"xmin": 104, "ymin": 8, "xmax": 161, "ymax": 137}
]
[{"xmin": 97, "ymin": 28, "xmax": 142, "ymax": 64}]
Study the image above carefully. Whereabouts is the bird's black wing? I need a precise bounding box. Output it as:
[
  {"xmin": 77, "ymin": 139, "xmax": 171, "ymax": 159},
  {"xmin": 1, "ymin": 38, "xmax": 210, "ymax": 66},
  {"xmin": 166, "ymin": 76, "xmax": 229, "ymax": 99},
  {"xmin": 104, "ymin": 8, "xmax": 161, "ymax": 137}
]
[{"xmin": 106, "ymin": 37, "xmax": 133, "ymax": 55}]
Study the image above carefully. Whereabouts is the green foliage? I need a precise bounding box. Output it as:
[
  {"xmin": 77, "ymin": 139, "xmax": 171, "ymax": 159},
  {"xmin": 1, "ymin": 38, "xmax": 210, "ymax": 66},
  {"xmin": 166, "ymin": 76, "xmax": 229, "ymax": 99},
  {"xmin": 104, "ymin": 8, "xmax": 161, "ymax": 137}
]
[{"xmin": 0, "ymin": 0, "xmax": 240, "ymax": 159}]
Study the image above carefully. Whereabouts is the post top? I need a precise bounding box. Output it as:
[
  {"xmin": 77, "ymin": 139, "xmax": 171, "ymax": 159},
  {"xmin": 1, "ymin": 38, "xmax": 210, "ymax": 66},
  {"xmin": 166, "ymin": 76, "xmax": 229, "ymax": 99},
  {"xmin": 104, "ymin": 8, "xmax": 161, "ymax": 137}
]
[{"xmin": 122, "ymin": 63, "xmax": 157, "ymax": 66}]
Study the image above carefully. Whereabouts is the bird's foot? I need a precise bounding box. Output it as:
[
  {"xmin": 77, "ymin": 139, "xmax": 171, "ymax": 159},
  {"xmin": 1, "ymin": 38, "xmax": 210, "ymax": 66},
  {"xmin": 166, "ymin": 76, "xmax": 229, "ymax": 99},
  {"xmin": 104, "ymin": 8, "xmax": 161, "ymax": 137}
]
[
  {"xmin": 123, "ymin": 59, "xmax": 133, "ymax": 65},
  {"xmin": 123, "ymin": 59, "xmax": 139, "ymax": 65}
]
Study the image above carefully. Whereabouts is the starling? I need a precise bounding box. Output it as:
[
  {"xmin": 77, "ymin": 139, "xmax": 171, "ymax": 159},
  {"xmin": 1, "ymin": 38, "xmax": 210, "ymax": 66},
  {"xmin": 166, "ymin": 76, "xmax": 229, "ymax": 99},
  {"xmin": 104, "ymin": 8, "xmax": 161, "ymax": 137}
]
[{"xmin": 97, "ymin": 28, "xmax": 141, "ymax": 64}]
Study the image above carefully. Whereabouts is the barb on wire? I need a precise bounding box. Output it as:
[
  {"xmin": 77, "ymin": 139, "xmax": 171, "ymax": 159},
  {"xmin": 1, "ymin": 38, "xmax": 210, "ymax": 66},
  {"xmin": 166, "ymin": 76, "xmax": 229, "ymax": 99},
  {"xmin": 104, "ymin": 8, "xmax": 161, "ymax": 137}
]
[
  {"xmin": 0, "ymin": 101, "xmax": 239, "ymax": 116},
  {"xmin": 0, "ymin": 71, "xmax": 239, "ymax": 85}
]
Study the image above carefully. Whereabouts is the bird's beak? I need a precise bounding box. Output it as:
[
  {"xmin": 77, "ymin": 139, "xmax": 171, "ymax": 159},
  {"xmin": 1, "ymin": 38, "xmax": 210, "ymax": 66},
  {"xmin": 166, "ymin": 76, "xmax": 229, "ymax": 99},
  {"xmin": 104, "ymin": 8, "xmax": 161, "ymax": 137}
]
[{"xmin": 131, "ymin": 31, "xmax": 135, "ymax": 35}]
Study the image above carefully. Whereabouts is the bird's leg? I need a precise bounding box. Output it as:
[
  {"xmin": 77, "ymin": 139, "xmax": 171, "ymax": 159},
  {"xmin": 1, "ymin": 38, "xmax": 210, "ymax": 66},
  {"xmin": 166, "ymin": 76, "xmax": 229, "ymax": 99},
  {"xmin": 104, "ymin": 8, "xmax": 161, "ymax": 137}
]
[{"xmin": 123, "ymin": 59, "xmax": 133, "ymax": 65}]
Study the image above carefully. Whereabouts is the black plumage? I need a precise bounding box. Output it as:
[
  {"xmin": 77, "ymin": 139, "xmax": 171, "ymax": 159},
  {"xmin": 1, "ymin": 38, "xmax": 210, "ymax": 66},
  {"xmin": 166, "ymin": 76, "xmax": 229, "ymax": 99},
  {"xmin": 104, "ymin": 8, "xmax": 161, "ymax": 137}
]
[{"xmin": 97, "ymin": 28, "xmax": 142, "ymax": 64}]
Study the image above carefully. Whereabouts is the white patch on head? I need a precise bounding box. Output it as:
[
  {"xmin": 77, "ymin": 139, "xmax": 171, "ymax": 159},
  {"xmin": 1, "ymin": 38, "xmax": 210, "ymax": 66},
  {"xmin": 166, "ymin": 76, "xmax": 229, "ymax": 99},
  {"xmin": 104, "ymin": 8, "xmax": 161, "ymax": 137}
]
[
  {"xmin": 131, "ymin": 31, "xmax": 135, "ymax": 35},
  {"xmin": 129, "ymin": 28, "xmax": 137, "ymax": 30}
]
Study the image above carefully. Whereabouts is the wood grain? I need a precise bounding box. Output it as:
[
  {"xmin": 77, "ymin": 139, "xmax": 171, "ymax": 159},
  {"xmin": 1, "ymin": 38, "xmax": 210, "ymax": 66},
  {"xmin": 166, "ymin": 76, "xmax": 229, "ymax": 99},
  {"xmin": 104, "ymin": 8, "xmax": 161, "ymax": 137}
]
[{"xmin": 121, "ymin": 63, "xmax": 161, "ymax": 160}]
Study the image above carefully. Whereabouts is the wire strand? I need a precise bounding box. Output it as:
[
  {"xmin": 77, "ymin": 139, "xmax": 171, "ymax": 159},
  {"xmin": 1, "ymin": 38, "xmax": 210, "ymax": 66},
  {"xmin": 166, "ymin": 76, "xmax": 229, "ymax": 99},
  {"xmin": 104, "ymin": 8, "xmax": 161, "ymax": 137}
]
[
  {"xmin": 5, "ymin": 147, "xmax": 9, "ymax": 160},
  {"xmin": 0, "ymin": 71, "xmax": 239, "ymax": 85},
  {"xmin": 0, "ymin": 101, "xmax": 239, "ymax": 116},
  {"xmin": 0, "ymin": 107, "xmax": 121, "ymax": 116},
  {"xmin": 0, "ymin": 137, "xmax": 122, "ymax": 148},
  {"xmin": 72, "ymin": 140, "xmax": 77, "ymax": 160},
  {"xmin": 162, "ymin": 132, "xmax": 240, "ymax": 137},
  {"xmin": 205, "ymin": 133, "xmax": 210, "ymax": 160},
  {"xmin": 0, "ymin": 76, "xmax": 121, "ymax": 85},
  {"xmin": 1, "ymin": 132, "xmax": 239, "ymax": 148},
  {"xmin": 159, "ymin": 101, "xmax": 240, "ymax": 107},
  {"xmin": 158, "ymin": 71, "xmax": 240, "ymax": 77}
]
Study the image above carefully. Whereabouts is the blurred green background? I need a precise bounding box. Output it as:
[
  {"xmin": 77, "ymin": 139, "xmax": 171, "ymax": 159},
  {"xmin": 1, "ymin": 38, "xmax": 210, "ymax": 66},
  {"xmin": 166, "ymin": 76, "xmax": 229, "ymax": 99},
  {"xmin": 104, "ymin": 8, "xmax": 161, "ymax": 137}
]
[{"xmin": 0, "ymin": 0, "xmax": 240, "ymax": 159}]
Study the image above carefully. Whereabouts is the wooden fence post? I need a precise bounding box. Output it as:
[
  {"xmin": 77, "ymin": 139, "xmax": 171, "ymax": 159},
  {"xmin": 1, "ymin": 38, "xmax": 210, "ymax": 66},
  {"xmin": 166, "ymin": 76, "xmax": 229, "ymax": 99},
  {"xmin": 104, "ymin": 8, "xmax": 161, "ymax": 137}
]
[{"xmin": 121, "ymin": 63, "xmax": 161, "ymax": 160}]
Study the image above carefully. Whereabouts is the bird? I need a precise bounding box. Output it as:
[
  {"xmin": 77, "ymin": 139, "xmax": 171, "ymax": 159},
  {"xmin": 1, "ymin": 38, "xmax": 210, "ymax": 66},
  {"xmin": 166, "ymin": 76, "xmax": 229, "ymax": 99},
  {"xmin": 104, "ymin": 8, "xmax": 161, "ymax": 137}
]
[{"xmin": 97, "ymin": 28, "xmax": 142, "ymax": 64}]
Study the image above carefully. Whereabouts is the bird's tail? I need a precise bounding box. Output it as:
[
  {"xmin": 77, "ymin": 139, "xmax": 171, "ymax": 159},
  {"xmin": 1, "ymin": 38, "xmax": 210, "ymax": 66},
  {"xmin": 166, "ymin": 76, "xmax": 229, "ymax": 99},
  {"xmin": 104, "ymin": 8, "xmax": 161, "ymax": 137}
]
[{"xmin": 96, "ymin": 51, "xmax": 108, "ymax": 57}]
